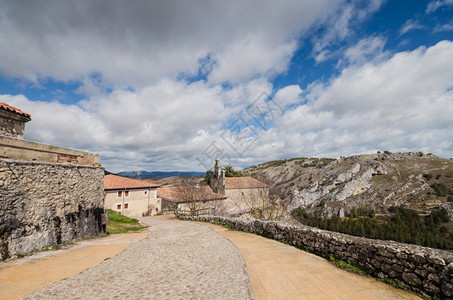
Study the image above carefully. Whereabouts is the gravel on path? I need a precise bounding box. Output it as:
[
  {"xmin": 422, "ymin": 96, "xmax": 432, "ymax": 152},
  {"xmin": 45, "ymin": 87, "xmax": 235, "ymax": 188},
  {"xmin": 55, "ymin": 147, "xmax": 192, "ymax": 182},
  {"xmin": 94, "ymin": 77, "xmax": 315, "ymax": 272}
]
[{"xmin": 25, "ymin": 217, "xmax": 253, "ymax": 299}]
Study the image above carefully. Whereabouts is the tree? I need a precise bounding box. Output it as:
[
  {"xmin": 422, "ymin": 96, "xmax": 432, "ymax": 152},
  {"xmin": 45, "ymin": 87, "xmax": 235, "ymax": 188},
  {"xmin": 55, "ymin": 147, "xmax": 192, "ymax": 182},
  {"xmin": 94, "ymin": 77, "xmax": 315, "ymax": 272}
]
[
  {"xmin": 240, "ymin": 190, "xmax": 287, "ymax": 220},
  {"xmin": 224, "ymin": 165, "xmax": 242, "ymax": 177}
]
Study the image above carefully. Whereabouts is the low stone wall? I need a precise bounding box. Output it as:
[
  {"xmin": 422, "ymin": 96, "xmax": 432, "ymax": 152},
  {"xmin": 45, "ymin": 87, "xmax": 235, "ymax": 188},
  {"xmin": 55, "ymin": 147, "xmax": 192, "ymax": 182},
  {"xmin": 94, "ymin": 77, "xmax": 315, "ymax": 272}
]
[
  {"xmin": 0, "ymin": 159, "xmax": 104, "ymax": 260},
  {"xmin": 180, "ymin": 215, "xmax": 453, "ymax": 298}
]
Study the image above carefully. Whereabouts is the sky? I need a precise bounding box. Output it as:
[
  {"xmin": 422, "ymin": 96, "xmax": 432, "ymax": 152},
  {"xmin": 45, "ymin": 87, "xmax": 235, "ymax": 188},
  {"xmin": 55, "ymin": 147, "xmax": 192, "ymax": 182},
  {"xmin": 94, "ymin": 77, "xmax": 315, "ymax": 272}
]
[{"xmin": 0, "ymin": 0, "xmax": 452, "ymax": 172}]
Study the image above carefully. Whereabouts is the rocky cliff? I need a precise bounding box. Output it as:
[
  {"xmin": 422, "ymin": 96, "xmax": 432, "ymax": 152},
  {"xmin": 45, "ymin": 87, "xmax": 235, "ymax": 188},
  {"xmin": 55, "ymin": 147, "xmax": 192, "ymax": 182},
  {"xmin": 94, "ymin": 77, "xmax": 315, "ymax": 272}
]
[{"xmin": 245, "ymin": 152, "xmax": 453, "ymax": 218}]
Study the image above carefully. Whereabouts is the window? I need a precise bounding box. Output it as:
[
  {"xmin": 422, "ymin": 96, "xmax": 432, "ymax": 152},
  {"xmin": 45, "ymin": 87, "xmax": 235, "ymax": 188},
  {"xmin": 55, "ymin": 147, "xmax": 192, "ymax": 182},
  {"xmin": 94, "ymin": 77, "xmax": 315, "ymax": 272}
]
[
  {"xmin": 125, "ymin": 191, "xmax": 129, "ymax": 197},
  {"xmin": 144, "ymin": 191, "xmax": 148, "ymax": 196},
  {"xmin": 117, "ymin": 204, "xmax": 121, "ymax": 210},
  {"xmin": 124, "ymin": 203, "xmax": 129, "ymax": 209},
  {"xmin": 118, "ymin": 191, "xmax": 122, "ymax": 197}
]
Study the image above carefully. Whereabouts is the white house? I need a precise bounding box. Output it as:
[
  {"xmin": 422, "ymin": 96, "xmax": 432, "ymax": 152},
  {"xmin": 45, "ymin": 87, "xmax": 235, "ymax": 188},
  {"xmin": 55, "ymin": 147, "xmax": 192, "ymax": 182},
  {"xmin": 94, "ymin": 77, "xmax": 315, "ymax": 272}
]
[{"xmin": 104, "ymin": 174, "xmax": 160, "ymax": 218}]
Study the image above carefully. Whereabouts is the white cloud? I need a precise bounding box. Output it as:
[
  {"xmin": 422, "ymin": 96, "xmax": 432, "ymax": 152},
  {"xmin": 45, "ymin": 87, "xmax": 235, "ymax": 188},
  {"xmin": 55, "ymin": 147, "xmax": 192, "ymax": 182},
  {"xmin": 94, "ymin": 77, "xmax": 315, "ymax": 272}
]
[
  {"xmin": 434, "ymin": 21, "xmax": 453, "ymax": 32},
  {"xmin": 399, "ymin": 19, "xmax": 424, "ymax": 35},
  {"xmin": 426, "ymin": 0, "xmax": 453, "ymax": 13},
  {"xmin": 272, "ymin": 85, "xmax": 303, "ymax": 107},
  {"xmin": 1, "ymin": 77, "xmax": 279, "ymax": 172},
  {"xmin": 311, "ymin": 0, "xmax": 385, "ymax": 62},
  {"xmin": 340, "ymin": 36, "xmax": 389, "ymax": 66},
  {"xmin": 0, "ymin": 0, "xmax": 337, "ymax": 88},
  {"xmin": 248, "ymin": 41, "xmax": 453, "ymax": 161}
]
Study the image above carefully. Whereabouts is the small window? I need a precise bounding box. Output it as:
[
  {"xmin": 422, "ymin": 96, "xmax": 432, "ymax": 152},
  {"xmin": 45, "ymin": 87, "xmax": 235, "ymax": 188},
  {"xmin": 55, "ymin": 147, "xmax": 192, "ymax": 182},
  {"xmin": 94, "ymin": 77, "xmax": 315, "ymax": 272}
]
[
  {"xmin": 118, "ymin": 191, "xmax": 122, "ymax": 197},
  {"xmin": 124, "ymin": 203, "xmax": 129, "ymax": 209},
  {"xmin": 144, "ymin": 191, "xmax": 148, "ymax": 195},
  {"xmin": 125, "ymin": 191, "xmax": 129, "ymax": 197},
  {"xmin": 117, "ymin": 204, "xmax": 121, "ymax": 210}
]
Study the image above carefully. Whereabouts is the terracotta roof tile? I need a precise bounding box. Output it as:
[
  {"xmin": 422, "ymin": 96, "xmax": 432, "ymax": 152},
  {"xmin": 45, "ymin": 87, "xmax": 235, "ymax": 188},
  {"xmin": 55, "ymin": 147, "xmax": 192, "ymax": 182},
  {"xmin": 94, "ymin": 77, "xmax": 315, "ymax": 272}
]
[
  {"xmin": 0, "ymin": 102, "xmax": 31, "ymax": 119},
  {"xmin": 225, "ymin": 177, "xmax": 268, "ymax": 189},
  {"xmin": 157, "ymin": 185, "xmax": 227, "ymax": 203},
  {"xmin": 104, "ymin": 174, "xmax": 159, "ymax": 190}
]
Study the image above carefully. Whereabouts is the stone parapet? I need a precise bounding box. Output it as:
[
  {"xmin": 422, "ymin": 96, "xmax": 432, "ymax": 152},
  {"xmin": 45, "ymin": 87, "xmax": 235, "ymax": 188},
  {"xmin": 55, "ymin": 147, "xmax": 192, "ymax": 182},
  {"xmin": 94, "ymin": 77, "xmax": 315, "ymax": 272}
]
[
  {"xmin": 0, "ymin": 159, "xmax": 104, "ymax": 260},
  {"xmin": 179, "ymin": 215, "xmax": 453, "ymax": 298},
  {"xmin": 0, "ymin": 136, "xmax": 99, "ymax": 166}
]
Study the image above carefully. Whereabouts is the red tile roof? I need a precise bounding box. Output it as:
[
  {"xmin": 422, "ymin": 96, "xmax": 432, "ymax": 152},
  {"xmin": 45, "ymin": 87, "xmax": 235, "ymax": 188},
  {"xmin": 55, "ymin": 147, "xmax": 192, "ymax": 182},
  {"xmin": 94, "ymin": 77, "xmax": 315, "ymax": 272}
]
[
  {"xmin": 157, "ymin": 185, "xmax": 227, "ymax": 203},
  {"xmin": 104, "ymin": 174, "xmax": 159, "ymax": 190},
  {"xmin": 0, "ymin": 102, "xmax": 31, "ymax": 119},
  {"xmin": 225, "ymin": 177, "xmax": 268, "ymax": 189}
]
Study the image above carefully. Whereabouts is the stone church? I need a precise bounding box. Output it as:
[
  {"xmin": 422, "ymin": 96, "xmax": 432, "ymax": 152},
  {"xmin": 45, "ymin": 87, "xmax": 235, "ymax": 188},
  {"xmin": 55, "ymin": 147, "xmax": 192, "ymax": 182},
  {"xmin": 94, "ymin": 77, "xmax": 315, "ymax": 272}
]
[{"xmin": 210, "ymin": 159, "xmax": 269, "ymax": 216}]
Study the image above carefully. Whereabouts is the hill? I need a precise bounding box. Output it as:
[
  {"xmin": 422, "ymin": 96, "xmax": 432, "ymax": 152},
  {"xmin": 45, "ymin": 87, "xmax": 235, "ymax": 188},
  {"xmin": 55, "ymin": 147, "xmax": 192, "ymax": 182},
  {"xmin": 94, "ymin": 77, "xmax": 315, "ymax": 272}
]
[
  {"xmin": 116, "ymin": 170, "xmax": 205, "ymax": 178},
  {"xmin": 244, "ymin": 151, "xmax": 453, "ymax": 218}
]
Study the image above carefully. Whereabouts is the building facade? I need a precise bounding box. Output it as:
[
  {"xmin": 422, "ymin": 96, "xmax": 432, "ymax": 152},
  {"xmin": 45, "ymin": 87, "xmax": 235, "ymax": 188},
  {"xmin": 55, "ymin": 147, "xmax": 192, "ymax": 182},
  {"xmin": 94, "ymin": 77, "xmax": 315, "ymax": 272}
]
[
  {"xmin": 157, "ymin": 185, "xmax": 227, "ymax": 216},
  {"xmin": 209, "ymin": 159, "xmax": 269, "ymax": 216},
  {"xmin": 104, "ymin": 174, "xmax": 160, "ymax": 218}
]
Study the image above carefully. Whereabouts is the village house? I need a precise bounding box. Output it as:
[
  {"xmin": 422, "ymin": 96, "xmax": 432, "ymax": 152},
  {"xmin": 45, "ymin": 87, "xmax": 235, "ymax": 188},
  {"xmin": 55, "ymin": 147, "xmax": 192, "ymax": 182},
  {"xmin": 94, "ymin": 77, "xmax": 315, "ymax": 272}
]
[
  {"xmin": 210, "ymin": 158, "xmax": 269, "ymax": 215},
  {"xmin": 104, "ymin": 174, "xmax": 160, "ymax": 218},
  {"xmin": 157, "ymin": 185, "xmax": 227, "ymax": 215}
]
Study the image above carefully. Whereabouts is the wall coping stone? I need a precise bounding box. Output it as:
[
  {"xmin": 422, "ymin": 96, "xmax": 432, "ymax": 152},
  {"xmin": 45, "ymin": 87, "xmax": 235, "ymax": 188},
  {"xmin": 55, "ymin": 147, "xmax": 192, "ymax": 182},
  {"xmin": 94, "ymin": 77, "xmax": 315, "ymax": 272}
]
[
  {"xmin": 0, "ymin": 136, "xmax": 99, "ymax": 166},
  {"xmin": 0, "ymin": 158, "xmax": 103, "ymax": 169}
]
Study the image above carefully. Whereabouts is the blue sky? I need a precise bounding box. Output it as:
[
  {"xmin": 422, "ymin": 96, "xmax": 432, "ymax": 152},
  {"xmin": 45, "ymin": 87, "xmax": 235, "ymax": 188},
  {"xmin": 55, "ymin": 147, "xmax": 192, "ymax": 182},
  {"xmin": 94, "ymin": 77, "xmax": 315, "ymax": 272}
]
[{"xmin": 1, "ymin": 0, "xmax": 452, "ymax": 172}]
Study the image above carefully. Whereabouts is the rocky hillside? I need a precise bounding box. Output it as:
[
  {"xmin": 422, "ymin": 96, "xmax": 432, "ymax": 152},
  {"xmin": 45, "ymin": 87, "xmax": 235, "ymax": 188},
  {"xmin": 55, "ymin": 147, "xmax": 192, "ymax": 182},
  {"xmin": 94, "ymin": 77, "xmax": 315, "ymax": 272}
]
[{"xmin": 244, "ymin": 152, "xmax": 453, "ymax": 218}]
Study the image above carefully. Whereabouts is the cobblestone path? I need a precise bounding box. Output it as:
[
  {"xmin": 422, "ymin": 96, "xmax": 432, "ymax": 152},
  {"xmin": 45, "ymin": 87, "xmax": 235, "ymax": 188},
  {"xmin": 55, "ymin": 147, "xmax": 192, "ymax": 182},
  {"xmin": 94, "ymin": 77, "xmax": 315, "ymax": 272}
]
[{"xmin": 24, "ymin": 218, "xmax": 253, "ymax": 299}]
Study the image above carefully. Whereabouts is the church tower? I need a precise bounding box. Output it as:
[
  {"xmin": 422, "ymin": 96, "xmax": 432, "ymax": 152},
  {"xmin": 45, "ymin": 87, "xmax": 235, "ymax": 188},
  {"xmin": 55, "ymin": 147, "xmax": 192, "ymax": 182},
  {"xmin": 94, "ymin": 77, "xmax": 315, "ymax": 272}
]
[{"xmin": 210, "ymin": 158, "xmax": 225, "ymax": 194}]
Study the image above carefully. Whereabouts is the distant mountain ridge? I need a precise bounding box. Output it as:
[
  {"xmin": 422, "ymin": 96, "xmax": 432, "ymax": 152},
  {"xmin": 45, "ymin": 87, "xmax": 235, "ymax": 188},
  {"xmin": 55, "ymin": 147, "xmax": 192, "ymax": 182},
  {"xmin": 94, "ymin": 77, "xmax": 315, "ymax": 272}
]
[{"xmin": 116, "ymin": 170, "xmax": 205, "ymax": 178}]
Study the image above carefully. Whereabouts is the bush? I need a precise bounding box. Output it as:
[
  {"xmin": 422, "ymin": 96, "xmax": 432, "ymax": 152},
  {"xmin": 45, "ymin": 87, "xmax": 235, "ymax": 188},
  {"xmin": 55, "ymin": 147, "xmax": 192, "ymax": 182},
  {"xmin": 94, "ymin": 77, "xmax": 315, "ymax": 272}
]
[
  {"xmin": 431, "ymin": 183, "xmax": 448, "ymax": 197},
  {"xmin": 423, "ymin": 174, "xmax": 433, "ymax": 180},
  {"xmin": 448, "ymin": 195, "xmax": 453, "ymax": 202}
]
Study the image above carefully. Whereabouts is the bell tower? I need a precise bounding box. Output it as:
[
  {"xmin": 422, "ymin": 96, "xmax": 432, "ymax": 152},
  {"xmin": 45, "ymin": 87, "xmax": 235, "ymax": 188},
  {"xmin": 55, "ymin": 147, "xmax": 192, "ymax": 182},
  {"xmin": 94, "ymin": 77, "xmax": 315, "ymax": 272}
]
[{"xmin": 210, "ymin": 158, "xmax": 225, "ymax": 194}]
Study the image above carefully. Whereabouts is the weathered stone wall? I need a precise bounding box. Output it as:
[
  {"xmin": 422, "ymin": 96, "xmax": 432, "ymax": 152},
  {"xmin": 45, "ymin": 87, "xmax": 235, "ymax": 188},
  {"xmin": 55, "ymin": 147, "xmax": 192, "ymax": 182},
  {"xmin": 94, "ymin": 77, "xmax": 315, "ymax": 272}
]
[
  {"xmin": 0, "ymin": 111, "xmax": 27, "ymax": 139},
  {"xmin": 180, "ymin": 215, "xmax": 453, "ymax": 298},
  {"xmin": 0, "ymin": 136, "xmax": 100, "ymax": 166},
  {"xmin": 0, "ymin": 159, "xmax": 104, "ymax": 260}
]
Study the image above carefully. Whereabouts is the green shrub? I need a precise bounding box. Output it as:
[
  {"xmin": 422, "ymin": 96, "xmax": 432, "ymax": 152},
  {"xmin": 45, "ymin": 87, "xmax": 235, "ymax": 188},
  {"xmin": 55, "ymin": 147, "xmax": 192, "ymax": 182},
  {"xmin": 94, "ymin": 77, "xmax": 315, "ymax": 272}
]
[
  {"xmin": 430, "ymin": 183, "xmax": 448, "ymax": 197},
  {"xmin": 423, "ymin": 174, "xmax": 433, "ymax": 180}
]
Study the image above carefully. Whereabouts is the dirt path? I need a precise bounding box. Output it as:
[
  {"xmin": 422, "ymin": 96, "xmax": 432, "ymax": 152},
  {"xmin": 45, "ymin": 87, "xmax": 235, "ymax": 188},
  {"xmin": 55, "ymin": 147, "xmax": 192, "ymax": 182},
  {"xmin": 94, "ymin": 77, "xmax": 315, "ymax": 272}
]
[
  {"xmin": 200, "ymin": 220, "xmax": 422, "ymax": 300},
  {"xmin": 0, "ymin": 232, "xmax": 148, "ymax": 300},
  {"xmin": 1, "ymin": 215, "xmax": 422, "ymax": 299}
]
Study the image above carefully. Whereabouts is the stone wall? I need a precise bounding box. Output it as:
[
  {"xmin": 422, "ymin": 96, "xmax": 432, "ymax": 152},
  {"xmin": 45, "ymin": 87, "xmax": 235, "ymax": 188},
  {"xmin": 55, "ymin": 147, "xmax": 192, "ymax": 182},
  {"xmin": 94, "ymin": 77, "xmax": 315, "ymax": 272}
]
[
  {"xmin": 0, "ymin": 136, "xmax": 99, "ymax": 166},
  {"xmin": 0, "ymin": 110, "xmax": 28, "ymax": 139},
  {"xmin": 180, "ymin": 215, "xmax": 453, "ymax": 298},
  {"xmin": 0, "ymin": 159, "xmax": 104, "ymax": 260}
]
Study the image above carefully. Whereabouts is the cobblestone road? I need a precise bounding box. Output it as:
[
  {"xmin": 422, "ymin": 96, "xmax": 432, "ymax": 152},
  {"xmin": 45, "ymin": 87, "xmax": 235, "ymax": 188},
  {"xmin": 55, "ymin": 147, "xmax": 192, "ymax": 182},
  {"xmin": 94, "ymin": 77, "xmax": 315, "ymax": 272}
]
[{"xmin": 24, "ymin": 217, "xmax": 253, "ymax": 299}]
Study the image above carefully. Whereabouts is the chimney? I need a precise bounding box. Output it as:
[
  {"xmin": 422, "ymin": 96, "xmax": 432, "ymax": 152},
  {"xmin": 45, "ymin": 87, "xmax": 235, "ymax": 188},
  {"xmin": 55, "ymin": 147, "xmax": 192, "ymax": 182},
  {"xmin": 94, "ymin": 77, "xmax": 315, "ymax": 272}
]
[{"xmin": 0, "ymin": 102, "xmax": 31, "ymax": 139}]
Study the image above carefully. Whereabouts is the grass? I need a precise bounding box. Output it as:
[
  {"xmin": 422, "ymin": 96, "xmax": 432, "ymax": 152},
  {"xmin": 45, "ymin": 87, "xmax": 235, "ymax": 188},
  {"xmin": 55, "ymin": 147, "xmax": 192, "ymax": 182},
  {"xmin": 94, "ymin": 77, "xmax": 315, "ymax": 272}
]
[
  {"xmin": 106, "ymin": 209, "xmax": 146, "ymax": 234},
  {"xmin": 328, "ymin": 256, "xmax": 367, "ymax": 275},
  {"xmin": 378, "ymin": 278, "xmax": 411, "ymax": 291}
]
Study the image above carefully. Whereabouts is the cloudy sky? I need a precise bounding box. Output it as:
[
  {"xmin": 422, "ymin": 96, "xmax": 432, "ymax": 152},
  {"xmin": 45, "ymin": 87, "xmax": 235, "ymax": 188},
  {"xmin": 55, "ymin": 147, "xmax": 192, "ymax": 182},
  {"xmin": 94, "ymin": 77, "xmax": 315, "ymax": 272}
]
[{"xmin": 1, "ymin": 0, "xmax": 452, "ymax": 172}]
